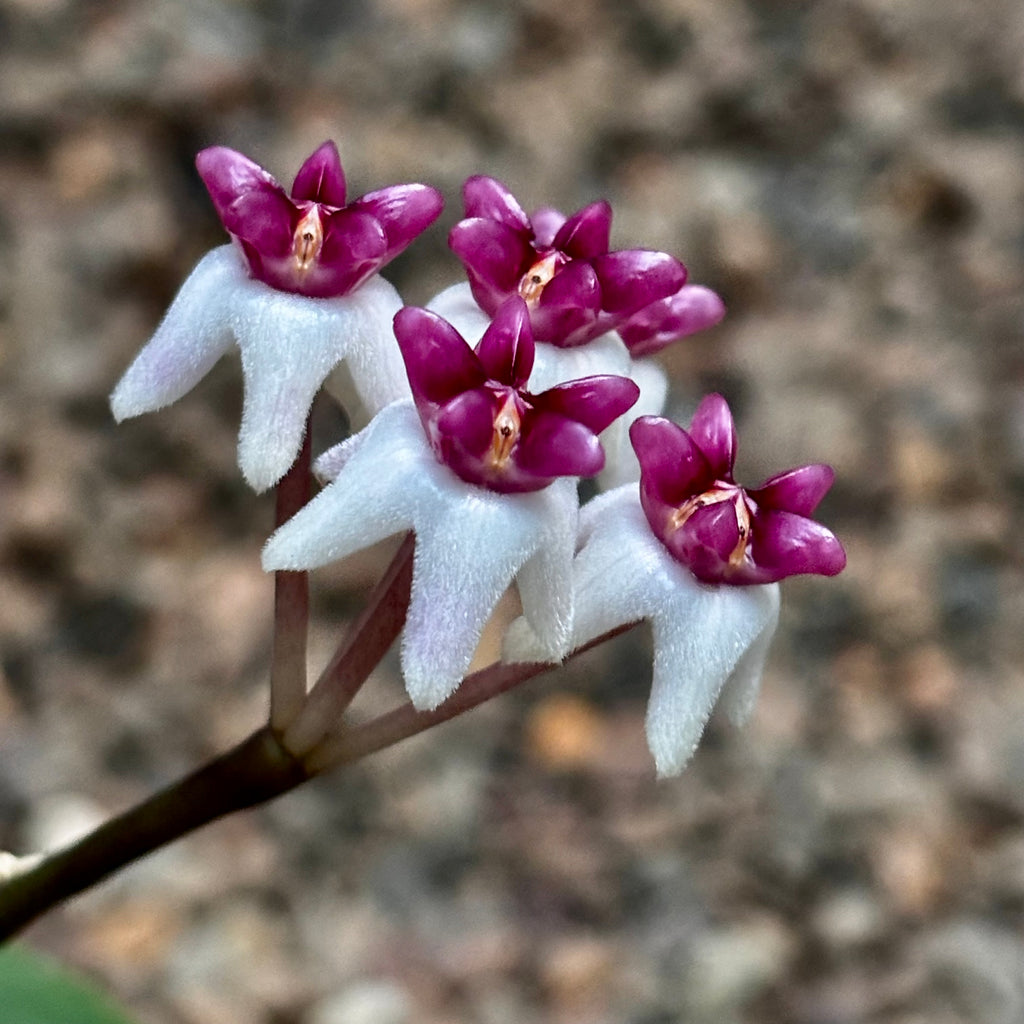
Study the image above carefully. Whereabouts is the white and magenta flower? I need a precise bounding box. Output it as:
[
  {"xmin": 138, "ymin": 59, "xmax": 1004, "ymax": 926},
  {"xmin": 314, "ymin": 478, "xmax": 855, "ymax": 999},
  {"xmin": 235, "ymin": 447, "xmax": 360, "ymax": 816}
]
[
  {"xmin": 262, "ymin": 301, "xmax": 639, "ymax": 709},
  {"xmin": 396, "ymin": 297, "xmax": 639, "ymax": 493},
  {"xmin": 504, "ymin": 486, "xmax": 781, "ymax": 776},
  {"xmin": 633, "ymin": 395, "xmax": 846, "ymax": 585},
  {"xmin": 505, "ymin": 394, "xmax": 845, "ymax": 775},
  {"xmin": 449, "ymin": 175, "xmax": 686, "ymax": 349},
  {"xmin": 111, "ymin": 142, "xmax": 443, "ymax": 492},
  {"xmin": 196, "ymin": 141, "xmax": 442, "ymax": 299}
]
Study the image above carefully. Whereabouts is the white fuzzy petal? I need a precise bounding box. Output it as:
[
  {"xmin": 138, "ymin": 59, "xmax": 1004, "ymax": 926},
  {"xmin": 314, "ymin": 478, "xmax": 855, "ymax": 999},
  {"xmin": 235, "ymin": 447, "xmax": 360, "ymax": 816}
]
[
  {"xmin": 110, "ymin": 245, "xmax": 241, "ymax": 421},
  {"xmin": 426, "ymin": 282, "xmax": 491, "ymax": 345},
  {"xmin": 529, "ymin": 332, "xmax": 631, "ymax": 393},
  {"xmin": 716, "ymin": 583, "xmax": 780, "ymax": 726},
  {"xmin": 328, "ymin": 275, "xmax": 409, "ymax": 415},
  {"xmin": 597, "ymin": 356, "xmax": 668, "ymax": 490},
  {"xmin": 402, "ymin": 473, "xmax": 575, "ymax": 708},
  {"xmin": 267, "ymin": 401, "xmax": 580, "ymax": 710},
  {"xmin": 262, "ymin": 404, "xmax": 423, "ymax": 570},
  {"xmin": 509, "ymin": 478, "xmax": 577, "ymax": 661},
  {"xmin": 504, "ymin": 487, "xmax": 780, "ymax": 776},
  {"xmin": 501, "ymin": 486, "xmax": 643, "ymax": 663},
  {"xmin": 312, "ymin": 428, "xmax": 370, "ymax": 483},
  {"xmin": 568, "ymin": 495, "xmax": 673, "ymax": 643},
  {"xmin": 646, "ymin": 579, "xmax": 777, "ymax": 777},
  {"xmin": 232, "ymin": 273, "xmax": 407, "ymax": 491}
]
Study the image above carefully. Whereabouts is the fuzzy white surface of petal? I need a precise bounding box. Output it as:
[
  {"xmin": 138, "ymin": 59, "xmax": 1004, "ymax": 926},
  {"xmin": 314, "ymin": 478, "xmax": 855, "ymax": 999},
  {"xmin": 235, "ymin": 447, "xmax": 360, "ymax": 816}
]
[
  {"xmin": 597, "ymin": 356, "xmax": 668, "ymax": 490},
  {"xmin": 232, "ymin": 273, "xmax": 407, "ymax": 491},
  {"xmin": 313, "ymin": 427, "xmax": 371, "ymax": 483},
  {"xmin": 503, "ymin": 486, "xmax": 781, "ymax": 776},
  {"xmin": 529, "ymin": 333, "xmax": 631, "ymax": 394},
  {"xmin": 502, "ymin": 478, "xmax": 577, "ymax": 663},
  {"xmin": 266, "ymin": 401, "xmax": 581, "ymax": 711},
  {"xmin": 716, "ymin": 583, "xmax": 780, "ymax": 727},
  {"xmin": 110, "ymin": 245, "xmax": 242, "ymax": 421},
  {"xmin": 646, "ymin": 575, "xmax": 778, "ymax": 777},
  {"xmin": 426, "ymin": 282, "xmax": 491, "ymax": 346},
  {"xmin": 402, "ymin": 472, "xmax": 578, "ymax": 710},
  {"xmin": 261, "ymin": 403, "xmax": 427, "ymax": 570}
]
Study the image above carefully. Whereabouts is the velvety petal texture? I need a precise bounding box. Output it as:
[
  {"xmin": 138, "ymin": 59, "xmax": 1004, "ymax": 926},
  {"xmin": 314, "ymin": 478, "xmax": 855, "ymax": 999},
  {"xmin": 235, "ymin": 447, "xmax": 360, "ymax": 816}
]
[
  {"xmin": 394, "ymin": 297, "xmax": 640, "ymax": 493},
  {"xmin": 618, "ymin": 284, "xmax": 726, "ymax": 357},
  {"xmin": 111, "ymin": 245, "xmax": 408, "ymax": 491},
  {"xmin": 503, "ymin": 486, "xmax": 781, "ymax": 777},
  {"xmin": 263, "ymin": 401, "xmax": 578, "ymax": 709},
  {"xmin": 449, "ymin": 176, "xmax": 686, "ymax": 348},
  {"xmin": 631, "ymin": 395, "xmax": 847, "ymax": 585},
  {"xmin": 425, "ymin": 282, "xmax": 670, "ymax": 489},
  {"xmin": 196, "ymin": 142, "xmax": 443, "ymax": 299}
]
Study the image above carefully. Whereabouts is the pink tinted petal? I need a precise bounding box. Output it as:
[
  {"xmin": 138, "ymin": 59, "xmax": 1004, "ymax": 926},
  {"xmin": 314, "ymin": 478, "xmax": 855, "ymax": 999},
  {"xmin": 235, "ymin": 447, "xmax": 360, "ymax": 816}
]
[
  {"xmin": 517, "ymin": 412, "xmax": 605, "ymax": 479},
  {"xmin": 619, "ymin": 285, "xmax": 726, "ymax": 357},
  {"xmin": 751, "ymin": 509, "xmax": 847, "ymax": 579},
  {"xmin": 677, "ymin": 502, "xmax": 744, "ymax": 583},
  {"xmin": 462, "ymin": 175, "xmax": 531, "ymax": 232},
  {"xmin": 394, "ymin": 307, "xmax": 485, "ymax": 404},
  {"xmin": 475, "ymin": 297, "xmax": 535, "ymax": 387},
  {"xmin": 688, "ymin": 394, "xmax": 737, "ymax": 480},
  {"xmin": 750, "ymin": 464, "xmax": 835, "ymax": 516},
  {"xmin": 355, "ymin": 184, "xmax": 444, "ymax": 257},
  {"xmin": 196, "ymin": 147, "xmax": 294, "ymax": 256},
  {"xmin": 290, "ymin": 140, "xmax": 347, "ymax": 206},
  {"xmin": 530, "ymin": 260, "xmax": 601, "ymax": 344},
  {"xmin": 553, "ymin": 200, "xmax": 612, "ymax": 259},
  {"xmin": 534, "ymin": 375, "xmax": 639, "ymax": 435},
  {"xmin": 449, "ymin": 218, "xmax": 534, "ymax": 309},
  {"xmin": 530, "ymin": 206, "xmax": 567, "ymax": 249},
  {"xmin": 318, "ymin": 207, "xmax": 388, "ymax": 293},
  {"xmin": 630, "ymin": 416, "xmax": 712, "ymax": 504},
  {"xmin": 435, "ymin": 388, "xmax": 495, "ymax": 457},
  {"xmin": 592, "ymin": 250, "xmax": 687, "ymax": 314}
]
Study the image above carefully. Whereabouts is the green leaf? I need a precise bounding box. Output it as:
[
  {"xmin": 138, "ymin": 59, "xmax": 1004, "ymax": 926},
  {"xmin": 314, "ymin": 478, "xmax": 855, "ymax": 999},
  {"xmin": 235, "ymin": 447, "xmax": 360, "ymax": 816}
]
[{"xmin": 0, "ymin": 945, "xmax": 139, "ymax": 1024}]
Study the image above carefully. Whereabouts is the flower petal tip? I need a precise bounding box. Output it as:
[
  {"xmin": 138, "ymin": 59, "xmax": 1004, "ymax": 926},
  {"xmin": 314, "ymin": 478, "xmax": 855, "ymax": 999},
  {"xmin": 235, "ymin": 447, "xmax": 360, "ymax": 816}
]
[{"xmin": 501, "ymin": 616, "xmax": 559, "ymax": 665}]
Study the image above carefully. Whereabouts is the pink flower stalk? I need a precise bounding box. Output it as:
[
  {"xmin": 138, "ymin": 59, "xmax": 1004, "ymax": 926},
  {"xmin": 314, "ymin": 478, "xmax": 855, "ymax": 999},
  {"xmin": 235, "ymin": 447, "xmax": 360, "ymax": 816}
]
[
  {"xmin": 448, "ymin": 176, "xmax": 686, "ymax": 348},
  {"xmin": 631, "ymin": 395, "xmax": 846, "ymax": 585},
  {"xmin": 618, "ymin": 284, "xmax": 726, "ymax": 357},
  {"xmin": 196, "ymin": 141, "xmax": 443, "ymax": 298},
  {"xmin": 394, "ymin": 297, "xmax": 640, "ymax": 493}
]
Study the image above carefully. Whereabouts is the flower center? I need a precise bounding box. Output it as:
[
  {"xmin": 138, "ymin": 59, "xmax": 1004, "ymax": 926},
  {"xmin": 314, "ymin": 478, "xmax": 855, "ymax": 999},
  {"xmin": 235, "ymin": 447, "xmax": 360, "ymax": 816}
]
[
  {"xmin": 292, "ymin": 206, "xmax": 324, "ymax": 272},
  {"xmin": 670, "ymin": 485, "xmax": 753, "ymax": 568},
  {"xmin": 517, "ymin": 252, "xmax": 564, "ymax": 307},
  {"xmin": 487, "ymin": 392, "xmax": 522, "ymax": 468}
]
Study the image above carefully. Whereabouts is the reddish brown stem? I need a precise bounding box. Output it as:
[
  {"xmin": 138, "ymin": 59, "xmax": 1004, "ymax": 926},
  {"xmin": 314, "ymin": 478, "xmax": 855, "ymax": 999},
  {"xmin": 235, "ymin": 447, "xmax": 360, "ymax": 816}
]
[
  {"xmin": 307, "ymin": 622, "xmax": 636, "ymax": 772},
  {"xmin": 282, "ymin": 533, "xmax": 415, "ymax": 758},
  {"xmin": 269, "ymin": 426, "xmax": 313, "ymax": 732},
  {"xmin": 0, "ymin": 727, "xmax": 308, "ymax": 942}
]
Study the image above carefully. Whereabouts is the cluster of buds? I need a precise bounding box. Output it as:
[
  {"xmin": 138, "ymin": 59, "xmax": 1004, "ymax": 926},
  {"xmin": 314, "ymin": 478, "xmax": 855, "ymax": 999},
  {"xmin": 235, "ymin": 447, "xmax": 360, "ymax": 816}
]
[{"xmin": 112, "ymin": 141, "xmax": 845, "ymax": 777}]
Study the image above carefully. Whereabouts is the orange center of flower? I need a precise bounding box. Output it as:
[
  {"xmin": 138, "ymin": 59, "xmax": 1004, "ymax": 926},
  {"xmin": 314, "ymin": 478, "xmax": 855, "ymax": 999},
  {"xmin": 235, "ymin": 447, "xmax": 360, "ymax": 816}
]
[
  {"xmin": 487, "ymin": 393, "xmax": 522, "ymax": 468},
  {"xmin": 670, "ymin": 486, "xmax": 752, "ymax": 568},
  {"xmin": 517, "ymin": 252, "xmax": 562, "ymax": 307},
  {"xmin": 293, "ymin": 206, "xmax": 324, "ymax": 272}
]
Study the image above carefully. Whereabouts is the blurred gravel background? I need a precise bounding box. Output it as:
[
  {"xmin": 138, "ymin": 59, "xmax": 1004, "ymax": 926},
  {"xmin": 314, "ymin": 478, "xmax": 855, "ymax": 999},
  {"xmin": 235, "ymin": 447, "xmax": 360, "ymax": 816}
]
[{"xmin": 2, "ymin": 0, "xmax": 1024, "ymax": 1022}]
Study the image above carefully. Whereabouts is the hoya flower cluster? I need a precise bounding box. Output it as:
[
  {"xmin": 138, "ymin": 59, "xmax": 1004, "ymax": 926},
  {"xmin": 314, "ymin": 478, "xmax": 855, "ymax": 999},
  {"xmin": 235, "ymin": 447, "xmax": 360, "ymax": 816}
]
[{"xmin": 112, "ymin": 141, "xmax": 846, "ymax": 776}]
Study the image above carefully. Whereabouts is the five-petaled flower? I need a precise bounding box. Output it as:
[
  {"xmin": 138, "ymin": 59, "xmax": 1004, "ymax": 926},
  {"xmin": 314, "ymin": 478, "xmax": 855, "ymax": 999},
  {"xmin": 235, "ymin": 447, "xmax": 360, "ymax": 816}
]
[
  {"xmin": 395, "ymin": 297, "xmax": 640, "ymax": 493},
  {"xmin": 262, "ymin": 301, "xmax": 639, "ymax": 710},
  {"xmin": 503, "ymin": 486, "xmax": 782, "ymax": 777},
  {"xmin": 505, "ymin": 394, "xmax": 846, "ymax": 775},
  {"xmin": 196, "ymin": 141, "xmax": 443, "ymax": 299},
  {"xmin": 110, "ymin": 142, "xmax": 443, "ymax": 492},
  {"xmin": 449, "ymin": 175, "xmax": 686, "ymax": 348},
  {"xmin": 632, "ymin": 395, "xmax": 847, "ymax": 585}
]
